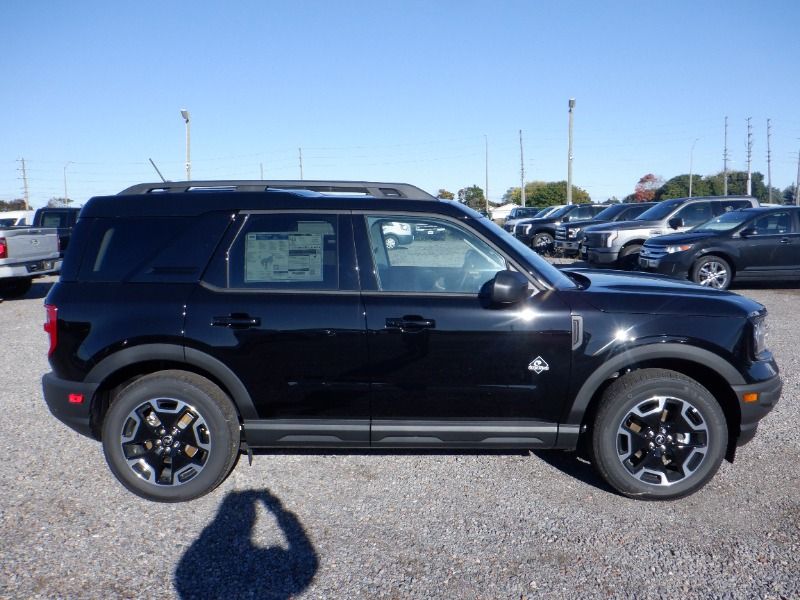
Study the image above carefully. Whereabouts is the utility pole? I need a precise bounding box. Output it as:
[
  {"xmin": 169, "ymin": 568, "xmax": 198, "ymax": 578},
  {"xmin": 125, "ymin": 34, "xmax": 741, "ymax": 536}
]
[
  {"xmin": 723, "ymin": 116, "xmax": 729, "ymax": 196},
  {"xmin": 796, "ymin": 146, "xmax": 800, "ymax": 206},
  {"xmin": 260, "ymin": 163, "xmax": 264, "ymax": 179},
  {"xmin": 567, "ymin": 98, "xmax": 575, "ymax": 205},
  {"xmin": 746, "ymin": 118, "xmax": 753, "ymax": 196},
  {"xmin": 298, "ymin": 148, "xmax": 304, "ymax": 180},
  {"xmin": 484, "ymin": 134, "xmax": 489, "ymax": 214},
  {"xmin": 63, "ymin": 161, "xmax": 74, "ymax": 204},
  {"xmin": 795, "ymin": 146, "xmax": 800, "ymax": 206},
  {"xmin": 519, "ymin": 130, "xmax": 525, "ymax": 207},
  {"xmin": 689, "ymin": 138, "xmax": 699, "ymax": 198},
  {"xmin": 766, "ymin": 118, "xmax": 773, "ymax": 203},
  {"xmin": 18, "ymin": 158, "xmax": 30, "ymax": 210}
]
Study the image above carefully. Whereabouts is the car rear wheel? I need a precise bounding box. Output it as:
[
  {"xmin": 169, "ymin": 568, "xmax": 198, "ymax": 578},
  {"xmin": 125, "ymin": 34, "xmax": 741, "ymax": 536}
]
[
  {"xmin": 0, "ymin": 277, "xmax": 32, "ymax": 298},
  {"xmin": 591, "ymin": 368, "xmax": 727, "ymax": 500},
  {"xmin": 102, "ymin": 370, "xmax": 240, "ymax": 502},
  {"xmin": 692, "ymin": 255, "xmax": 731, "ymax": 290}
]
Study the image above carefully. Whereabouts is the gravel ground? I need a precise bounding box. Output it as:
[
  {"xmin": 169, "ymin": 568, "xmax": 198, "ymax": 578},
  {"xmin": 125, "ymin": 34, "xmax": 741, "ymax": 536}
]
[{"xmin": 1, "ymin": 274, "xmax": 798, "ymax": 600}]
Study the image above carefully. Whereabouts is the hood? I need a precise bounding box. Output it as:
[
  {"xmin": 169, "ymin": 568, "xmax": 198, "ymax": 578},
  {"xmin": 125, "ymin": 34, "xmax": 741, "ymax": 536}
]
[
  {"xmin": 562, "ymin": 218, "xmax": 609, "ymax": 230},
  {"xmin": 644, "ymin": 231, "xmax": 719, "ymax": 246},
  {"xmin": 564, "ymin": 268, "xmax": 762, "ymax": 317}
]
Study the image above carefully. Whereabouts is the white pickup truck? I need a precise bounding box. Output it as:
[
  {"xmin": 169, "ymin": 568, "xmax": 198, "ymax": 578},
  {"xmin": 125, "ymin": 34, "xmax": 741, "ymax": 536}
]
[{"xmin": 0, "ymin": 226, "xmax": 61, "ymax": 298}]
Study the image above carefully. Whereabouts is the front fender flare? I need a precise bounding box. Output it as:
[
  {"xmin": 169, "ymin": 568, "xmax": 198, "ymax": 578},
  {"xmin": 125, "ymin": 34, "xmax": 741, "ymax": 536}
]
[{"xmin": 566, "ymin": 342, "xmax": 744, "ymax": 424}]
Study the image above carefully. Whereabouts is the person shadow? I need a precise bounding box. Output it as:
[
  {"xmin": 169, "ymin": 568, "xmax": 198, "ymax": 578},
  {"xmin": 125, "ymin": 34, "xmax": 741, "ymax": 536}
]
[{"xmin": 174, "ymin": 489, "xmax": 319, "ymax": 600}]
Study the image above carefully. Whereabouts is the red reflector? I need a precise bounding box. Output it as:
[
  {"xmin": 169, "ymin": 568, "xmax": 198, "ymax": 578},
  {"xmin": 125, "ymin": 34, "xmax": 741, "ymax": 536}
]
[
  {"xmin": 0, "ymin": 237, "xmax": 7, "ymax": 259},
  {"xmin": 68, "ymin": 393, "xmax": 84, "ymax": 404}
]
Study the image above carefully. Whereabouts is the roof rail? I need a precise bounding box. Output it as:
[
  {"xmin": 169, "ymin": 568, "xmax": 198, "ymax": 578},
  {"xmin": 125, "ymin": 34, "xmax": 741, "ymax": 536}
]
[{"xmin": 118, "ymin": 180, "xmax": 438, "ymax": 200}]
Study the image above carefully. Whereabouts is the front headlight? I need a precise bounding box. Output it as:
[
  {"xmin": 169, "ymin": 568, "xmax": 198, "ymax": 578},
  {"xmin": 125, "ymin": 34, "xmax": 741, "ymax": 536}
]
[
  {"xmin": 752, "ymin": 314, "xmax": 768, "ymax": 356},
  {"xmin": 600, "ymin": 231, "xmax": 618, "ymax": 247},
  {"xmin": 568, "ymin": 227, "xmax": 582, "ymax": 239},
  {"xmin": 522, "ymin": 224, "xmax": 532, "ymax": 235},
  {"xmin": 665, "ymin": 244, "xmax": 694, "ymax": 254}
]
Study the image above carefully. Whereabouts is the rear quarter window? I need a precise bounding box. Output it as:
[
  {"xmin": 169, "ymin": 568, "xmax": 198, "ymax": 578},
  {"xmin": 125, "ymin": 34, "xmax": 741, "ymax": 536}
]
[{"xmin": 76, "ymin": 213, "xmax": 231, "ymax": 282}]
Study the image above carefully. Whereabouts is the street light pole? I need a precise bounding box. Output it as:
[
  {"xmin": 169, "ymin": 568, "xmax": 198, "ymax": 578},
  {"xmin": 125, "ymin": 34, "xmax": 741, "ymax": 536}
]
[
  {"xmin": 689, "ymin": 138, "xmax": 699, "ymax": 198},
  {"xmin": 63, "ymin": 161, "xmax": 74, "ymax": 204},
  {"xmin": 567, "ymin": 98, "xmax": 575, "ymax": 205},
  {"xmin": 180, "ymin": 109, "xmax": 191, "ymax": 181}
]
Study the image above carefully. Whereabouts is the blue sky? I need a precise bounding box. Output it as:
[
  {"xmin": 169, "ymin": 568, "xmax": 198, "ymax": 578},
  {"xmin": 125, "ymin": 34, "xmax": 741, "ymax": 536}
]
[{"xmin": 2, "ymin": 1, "xmax": 799, "ymax": 207}]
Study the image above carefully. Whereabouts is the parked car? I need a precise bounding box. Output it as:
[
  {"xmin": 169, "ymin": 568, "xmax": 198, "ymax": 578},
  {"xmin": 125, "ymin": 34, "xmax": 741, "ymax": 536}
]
[
  {"xmin": 381, "ymin": 221, "xmax": 414, "ymax": 248},
  {"xmin": 638, "ymin": 206, "xmax": 800, "ymax": 289},
  {"xmin": 0, "ymin": 210, "xmax": 35, "ymax": 227},
  {"xmin": 514, "ymin": 203, "xmax": 606, "ymax": 253},
  {"xmin": 582, "ymin": 196, "xmax": 757, "ymax": 269},
  {"xmin": 42, "ymin": 180, "xmax": 782, "ymax": 502},
  {"xmin": 555, "ymin": 202, "xmax": 655, "ymax": 256},
  {"xmin": 32, "ymin": 206, "xmax": 81, "ymax": 257},
  {"xmin": 502, "ymin": 206, "xmax": 545, "ymax": 232}
]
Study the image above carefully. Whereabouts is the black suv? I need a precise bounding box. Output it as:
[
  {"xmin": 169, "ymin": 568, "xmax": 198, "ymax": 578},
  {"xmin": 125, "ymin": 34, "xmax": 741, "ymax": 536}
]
[
  {"xmin": 639, "ymin": 206, "xmax": 800, "ymax": 289},
  {"xmin": 514, "ymin": 203, "xmax": 606, "ymax": 252},
  {"xmin": 43, "ymin": 180, "xmax": 782, "ymax": 502},
  {"xmin": 554, "ymin": 202, "xmax": 655, "ymax": 256}
]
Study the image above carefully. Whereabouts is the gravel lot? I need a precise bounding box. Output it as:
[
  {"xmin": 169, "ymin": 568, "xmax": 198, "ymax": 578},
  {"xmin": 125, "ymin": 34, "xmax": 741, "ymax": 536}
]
[{"xmin": 1, "ymin": 274, "xmax": 798, "ymax": 600}]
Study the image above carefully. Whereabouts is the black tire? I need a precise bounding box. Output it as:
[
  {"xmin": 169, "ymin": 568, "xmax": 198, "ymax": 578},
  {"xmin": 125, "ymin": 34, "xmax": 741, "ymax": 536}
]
[
  {"xmin": 102, "ymin": 370, "xmax": 240, "ymax": 502},
  {"xmin": 591, "ymin": 368, "xmax": 727, "ymax": 500},
  {"xmin": 384, "ymin": 235, "xmax": 398, "ymax": 250},
  {"xmin": 691, "ymin": 255, "xmax": 732, "ymax": 290},
  {"xmin": 617, "ymin": 244, "xmax": 641, "ymax": 270},
  {"xmin": 532, "ymin": 232, "xmax": 554, "ymax": 255},
  {"xmin": 0, "ymin": 278, "xmax": 32, "ymax": 298}
]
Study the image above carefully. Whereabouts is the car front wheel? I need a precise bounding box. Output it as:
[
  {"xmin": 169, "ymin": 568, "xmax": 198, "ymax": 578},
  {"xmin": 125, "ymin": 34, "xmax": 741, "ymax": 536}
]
[
  {"xmin": 692, "ymin": 255, "xmax": 731, "ymax": 290},
  {"xmin": 591, "ymin": 368, "xmax": 727, "ymax": 500},
  {"xmin": 102, "ymin": 370, "xmax": 240, "ymax": 502},
  {"xmin": 384, "ymin": 235, "xmax": 398, "ymax": 250},
  {"xmin": 532, "ymin": 232, "xmax": 554, "ymax": 254}
]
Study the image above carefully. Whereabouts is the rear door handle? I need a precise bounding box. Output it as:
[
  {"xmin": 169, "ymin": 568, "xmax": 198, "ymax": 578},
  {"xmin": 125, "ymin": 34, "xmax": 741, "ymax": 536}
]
[
  {"xmin": 385, "ymin": 316, "xmax": 436, "ymax": 332},
  {"xmin": 212, "ymin": 313, "xmax": 261, "ymax": 329}
]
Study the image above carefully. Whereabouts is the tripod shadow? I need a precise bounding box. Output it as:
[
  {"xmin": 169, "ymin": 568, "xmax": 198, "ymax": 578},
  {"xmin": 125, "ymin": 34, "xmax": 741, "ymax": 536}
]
[{"xmin": 174, "ymin": 489, "xmax": 319, "ymax": 600}]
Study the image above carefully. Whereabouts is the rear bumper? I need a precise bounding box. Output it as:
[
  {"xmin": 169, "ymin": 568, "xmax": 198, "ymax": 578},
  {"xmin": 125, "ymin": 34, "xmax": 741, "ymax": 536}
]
[
  {"xmin": 0, "ymin": 258, "xmax": 62, "ymax": 279},
  {"xmin": 733, "ymin": 373, "xmax": 783, "ymax": 446},
  {"xmin": 42, "ymin": 372, "xmax": 99, "ymax": 439}
]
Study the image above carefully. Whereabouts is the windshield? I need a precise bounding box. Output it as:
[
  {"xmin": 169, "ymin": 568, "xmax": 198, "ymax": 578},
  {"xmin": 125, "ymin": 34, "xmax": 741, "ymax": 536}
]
[
  {"xmin": 691, "ymin": 210, "xmax": 753, "ymax": 232},
  {"xmin": 533, "ymin": 207, "xmax": 552, "ymax": 218},
  {"xmin": 547, "ymin": 206, "xmax": 573, "ymax": 219},
  {"xmin": 592, "ymin": 204, "xmax": 627, "ymax": 220},
  {"xmin": 0, "ymin": 218, "xmax": 16, "ymax": 227},
  {"xmin": 636, "ymin": 199, "xmax": 684, "ymax": 221},
  {"xmin": 480, "ymin": 218, "xmax": 577, "ymax": 289}
]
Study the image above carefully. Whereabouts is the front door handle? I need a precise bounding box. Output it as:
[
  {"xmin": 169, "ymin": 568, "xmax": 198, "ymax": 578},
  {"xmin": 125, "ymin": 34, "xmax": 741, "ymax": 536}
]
[
  {"xmin": 385, "ymin": 315, "xmax": 436, "ymax": 332},
  {"xmin": 211, "ymin": 313, "xmax": 261, "ymax": 329}
]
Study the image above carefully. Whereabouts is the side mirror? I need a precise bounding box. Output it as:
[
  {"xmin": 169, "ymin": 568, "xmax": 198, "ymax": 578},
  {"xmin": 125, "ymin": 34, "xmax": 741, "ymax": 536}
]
[
  {"xmin": 488, "ymin": 270, "xmax": 531, "ymax": 305},
  {"xmin": 668, "ymin": 217, "xmax": 684, "ymax": 230},
  {"xmin": 561, "ymin": 215, "xmax": 571, "ymax": 223},
  {"xmin": 740, "ymin": 227, "xmax": 756, "ymax": 237}
]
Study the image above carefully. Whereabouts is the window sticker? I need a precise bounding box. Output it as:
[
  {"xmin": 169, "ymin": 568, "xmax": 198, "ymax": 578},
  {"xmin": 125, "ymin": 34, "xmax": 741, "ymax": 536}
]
[{"xmin": 245, "ymin": 232, "xmax": 323, "ymax": 282}]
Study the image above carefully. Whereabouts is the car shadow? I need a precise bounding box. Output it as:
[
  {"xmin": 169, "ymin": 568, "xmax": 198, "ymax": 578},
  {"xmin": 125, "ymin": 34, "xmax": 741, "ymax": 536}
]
[
  {"xmin": 26, "ymin": 279, "xmax": 55, "ymax": 299},
  {"xmin": 248, "ymin": 448, "xmax": 617, "ymax": 496},
  {"xmin": 174, "ymin": 489, "xmax": 319, "ymax": 600}
]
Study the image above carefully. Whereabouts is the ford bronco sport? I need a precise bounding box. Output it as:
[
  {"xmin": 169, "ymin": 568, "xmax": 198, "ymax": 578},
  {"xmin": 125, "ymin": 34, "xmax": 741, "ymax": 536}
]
[{"xmin": 42, "ymin": 181, "xmax": 782, "ymax": 502}]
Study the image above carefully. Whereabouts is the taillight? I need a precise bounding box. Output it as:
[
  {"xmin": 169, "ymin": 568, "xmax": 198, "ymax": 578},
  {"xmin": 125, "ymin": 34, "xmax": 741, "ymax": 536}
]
[
  {"xmin": 44, "ymin": 304, "xmax": 58, "ymax": 356},
  {"xmin": 0, "ymin": 237, "xmax": 7, "ymax": 259}
]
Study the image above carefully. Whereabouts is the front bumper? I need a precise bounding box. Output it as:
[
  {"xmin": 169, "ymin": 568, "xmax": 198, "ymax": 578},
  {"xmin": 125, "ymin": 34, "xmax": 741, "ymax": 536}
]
[
  {"xmin": 554, "ymin": 240, "xmax": 581, "ymax": 252},
  {"xmin": 637, "ymin": 252, "xmax": 692, "ymax": 279},
  {"xmin": 586, "ymin": 247, "xmax": 619, "ymax": 265},
  {"xmin": 733, "ymin": 373, "xmax": 783, "ymax": 446},
  {"xmin": 42, "ymin": 372, "xmax": 100, "ymax": 439}
]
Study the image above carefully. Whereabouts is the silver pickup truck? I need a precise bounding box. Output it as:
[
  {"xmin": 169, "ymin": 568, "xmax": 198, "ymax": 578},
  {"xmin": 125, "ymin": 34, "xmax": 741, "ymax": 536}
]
[{"xmin": 0, "ymin": 226, "xmax": 61, "ymax": 298}]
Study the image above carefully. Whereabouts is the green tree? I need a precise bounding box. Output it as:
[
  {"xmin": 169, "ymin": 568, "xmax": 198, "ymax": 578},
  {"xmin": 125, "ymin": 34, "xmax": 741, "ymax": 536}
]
[
  {"xmin": 436, "ymin": 188, "xmax": 455, "ymax": 200},
  {"xmin": 47, "ymin": 197, "xmax": 70, "ymax": 207},
  {"xmin": 655, "ymin": 174, "xmax": 712, "ymax": 200},
  {"xmin": 502, "ymin": 181, "xmax": 590, "ymax": 206},
  {"xmin": 457, "ymin": 185, "xmax": 486, "ymax": 211}
]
